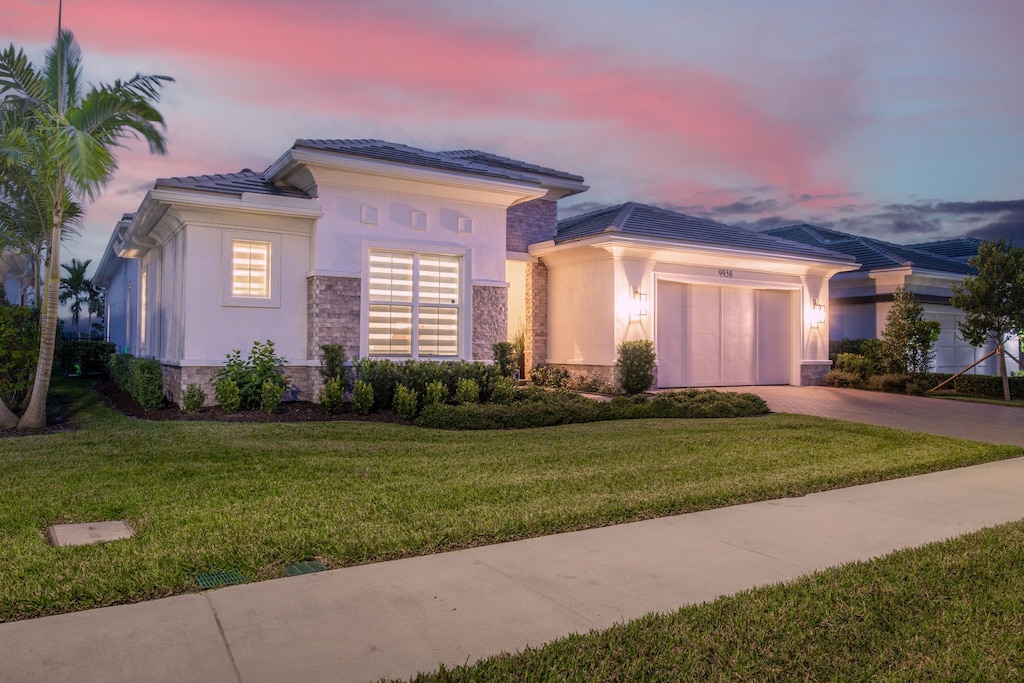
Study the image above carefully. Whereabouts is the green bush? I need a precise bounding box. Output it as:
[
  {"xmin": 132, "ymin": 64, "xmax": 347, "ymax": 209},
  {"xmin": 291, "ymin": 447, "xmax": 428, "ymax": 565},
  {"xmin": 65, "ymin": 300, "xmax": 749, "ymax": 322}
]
[
  {"xmin": 215, "ymin": 378, "xmax": 241, "ymax": 413},
  {"xmin": 353, "ymin": 358, "xmax": 501, "ymax": 411},
  {"xmin": 319, "ymin": 343, "xmax": 348, "ymax": 384},
  {"xmin": 530, "ymin": 364, "xmax": 571, "ymax": 389},
  {"xmin": 489, "ymin": 376, "xmax": 517, "ymax": 404},
  {"xmin": 0, "ymin": 304, "xmax": 39, "ymax": 407},
  {"xmin": 454, "ymin": 378, "xmax": 480, "ymax": 405},
  {"xmin": 393, "ymin": 384, "xmax": 420, "ymax": 420},
  {"xmin": 416, "ymin": 387, "xmax": 768, "ymax": 430},
  {"xmin": 952, "ymin": 373, "xmax": 1024, "ymax": 399},
  {"xmin": 107, "ymin": 353, "xmax": 133, "ymax": 389},
  {"xmin": 492, "ymin": 341, "xmax": 516, "ymax": 378},
  {"xmin": 821, "ymin": 370, "xmax": 863, "ymax": 388},
  {"xmin": 182, "ymin": 383, "xmax": 206, "ymax": 413},
  {"xmin": 865, "ymin": 374, "xmax": 914, "ymax": 394},
  {"xmin": 424, "ymin": 380, "xmax": 448, "ymax": 408},
  {"xmin": 129, "ymin": 359, "xmax": 166, "ymax": 411},
  {"xmin": 616, "ymin": 339, "xmax": 656, "ymax": 395},
  {"xmin": 319, "ymin": 377, "xmax": 345, "ymax": 415},
  {"xmin": 261, "ymin": 379, "xmax": 284, "ymax": 414},
  {"xmin": 351, "ymin": 380, "xmax": 374, "ymax": 415},
  {"xmin": 213, "ymin": 340, "xmax": 288, "ymax": 411},
  {"xmin": 833, "ymin": 353, "xmax": 877, "ymax": 380}
]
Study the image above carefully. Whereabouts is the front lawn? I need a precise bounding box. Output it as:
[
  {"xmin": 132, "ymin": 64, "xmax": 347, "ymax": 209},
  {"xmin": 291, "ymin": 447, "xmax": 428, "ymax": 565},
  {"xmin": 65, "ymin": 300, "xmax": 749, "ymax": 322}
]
[
  {"xmin": 402, "ymin": 520, "xmax": 1024, "ymax": 681},
  {"xmin": 0, "ymin": 380, "xmax": 1018, "ymax": 622}
]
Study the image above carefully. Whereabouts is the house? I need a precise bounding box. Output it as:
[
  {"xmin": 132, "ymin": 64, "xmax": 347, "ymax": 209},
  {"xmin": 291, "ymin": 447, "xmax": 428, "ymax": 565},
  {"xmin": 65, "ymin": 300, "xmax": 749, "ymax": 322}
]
[
  {"xmin": 764, "ymin": 225, "xmax": 1020, "ymax": 375},
  {"xmin": 0, "ymin": 249, "xmax": 34, "ymax": 306},
  {"xmin": 96, "ymin": 139, "xmax": 859, "ymax": 405}
]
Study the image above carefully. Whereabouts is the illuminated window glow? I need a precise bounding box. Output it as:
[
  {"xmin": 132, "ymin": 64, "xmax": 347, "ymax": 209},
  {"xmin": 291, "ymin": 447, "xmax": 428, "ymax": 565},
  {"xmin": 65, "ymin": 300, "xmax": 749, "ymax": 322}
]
[{"xmin": 232, "ymin": 240, "xmax": 271, "ymax": 298}]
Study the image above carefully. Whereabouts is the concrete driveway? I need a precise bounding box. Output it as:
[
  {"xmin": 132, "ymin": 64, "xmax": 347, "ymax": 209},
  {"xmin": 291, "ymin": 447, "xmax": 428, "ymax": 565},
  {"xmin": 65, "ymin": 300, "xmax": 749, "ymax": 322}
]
[{"xmin": 740, "ymin": 385, "xmax": 1024, "ymax": 447}]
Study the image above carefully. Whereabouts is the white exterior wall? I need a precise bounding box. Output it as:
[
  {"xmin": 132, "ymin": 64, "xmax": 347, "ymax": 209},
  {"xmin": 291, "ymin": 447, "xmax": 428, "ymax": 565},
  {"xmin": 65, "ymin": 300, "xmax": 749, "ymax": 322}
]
[
  {"xmin": 546, "ymin": 255, "xmax": 616, "ymax": 365},
  {"xmin": 101, "ymin": 257, "xmax": 137, "ymax": 354},
  {"xmin": 505, "ymin": 258, "xmax": 528, "ymax": 339}
]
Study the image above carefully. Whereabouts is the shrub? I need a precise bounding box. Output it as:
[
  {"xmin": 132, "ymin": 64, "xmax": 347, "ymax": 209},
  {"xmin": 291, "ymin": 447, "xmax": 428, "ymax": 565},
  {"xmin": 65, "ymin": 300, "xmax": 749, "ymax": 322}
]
[
  {"xmin": 0, "ymin": 304, "xmax": 39, "ymax": 407},
  {"xmin": 492, "ymin": 342, "xmax": 516, "ymax": 378},
  {"xmin": 319, "ymin": 343, "xmax": 348, "ymax": 384},
  {"xmin": 393, "ymin": 384, "xmax": 420, "ymax": 420},
  {"xmin": 319, "ymin": 377, "xmax": 345, "ymax": 415},
  {"xmin": 351, "ymin": 380, "xmax": 374, "ymax": 415},
  {"xmin": 530, "ymin": 364, "xmax": 571, "ymax": 389},
  {"xmin": 833, "ymin": 353, "xmax": 876, "ymax": 380},
  {"xmin": 107, "ymin": 353, "xmax": 133, "ymax": 389},
  {"xmin": 213, "ymin": 340, "xmax": 288, "ymax": 411},
  {"xmin": 353, "ymin": 358, "xmax": 401, "ymax": 412},
  {"xmin": 489, "ymin": 376, "xmax": 517, "ymax": 404},
  {"xmin": 423, "ymin": 380, "xmax": 448, "ymax": 408},
  {"xmin": 182, "ymin": 383, "xmax": 206, "ymax": 413},
  {"xmin": 261, "ymin": 379, "xmax": 285, "ymax": 414},
  {"xmin": 880, "ymin": 286, "xmax": 941, "ymax": 374},
  {"xmin": 616, "ymin": 340, "xmax": 656, "ymax": 395},
  {"xmin": 952, "ymin": 373, "xmax": 1024, "ymax": 400},
  {"xmin": 454, "ymin": 378, "xmax": 480, "ymax": 405},
  {"xmin": 130, "ymin": 359, "xmax": 166, "ymax": 411},
  {"xmin": 821, "ymin": 370, "xmax": 863, "ymax": 388},
  {"xmin": 865, "ymin": 374, "xmax": 915, "ymax": 394},
  {"xmin": 215, "ymin": 378, "xmax": 241, "ymax": 413}
]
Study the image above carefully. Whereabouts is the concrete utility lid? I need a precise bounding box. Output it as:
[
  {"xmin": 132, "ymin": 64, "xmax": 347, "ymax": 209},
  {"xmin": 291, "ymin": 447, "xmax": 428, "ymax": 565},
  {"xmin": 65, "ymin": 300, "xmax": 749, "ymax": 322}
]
[{"xmin": 46, "ymin": 520, "xmax": 134, "ymax": 547}]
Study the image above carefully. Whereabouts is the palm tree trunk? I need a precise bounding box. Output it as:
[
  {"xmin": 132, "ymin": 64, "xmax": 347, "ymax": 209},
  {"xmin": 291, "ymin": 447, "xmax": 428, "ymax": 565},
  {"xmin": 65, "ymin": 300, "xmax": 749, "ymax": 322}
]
[
  {"xmin": 0, "ymin": 397, "xmax": 16, "ymax": 429},
  {"xmin": 18, "ymin": 204, "xmax": 62, "ymax": 429}
]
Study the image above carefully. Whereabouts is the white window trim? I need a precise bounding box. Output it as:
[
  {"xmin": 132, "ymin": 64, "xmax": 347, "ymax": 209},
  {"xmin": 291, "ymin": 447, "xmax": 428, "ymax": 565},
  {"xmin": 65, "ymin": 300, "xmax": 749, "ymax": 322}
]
[
  {"xmin": 360, "ymin": 242, "xmax": 471, "ymax": 360},
  {"xmin": 222, "ymin": 231, "xmax": 282, "ymax": 308}
]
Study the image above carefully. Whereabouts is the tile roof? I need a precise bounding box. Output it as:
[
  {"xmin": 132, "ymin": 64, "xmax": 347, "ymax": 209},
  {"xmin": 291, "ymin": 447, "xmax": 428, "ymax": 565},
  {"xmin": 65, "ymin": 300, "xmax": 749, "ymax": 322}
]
[
  {"xmin": 439, "ymin": 149, "xmax": 585, "ymax": 183},
  {"xmin": 292, "ymin": 139, "xmax": 543, "ymax": 185},
  {"xmin": 764, "ymin": 224, "xmax": 975, "ymax": 274},
  {"xmin": 555, "ymin": 203, "xmax": 856, "ymax": 261},
  {"xmin": 906, "ymin": 237, "xmax": 981, "ymax": 263},
  {"xmin": 155, "ymin": 169, "xmax": 309, "ymax": 199}
]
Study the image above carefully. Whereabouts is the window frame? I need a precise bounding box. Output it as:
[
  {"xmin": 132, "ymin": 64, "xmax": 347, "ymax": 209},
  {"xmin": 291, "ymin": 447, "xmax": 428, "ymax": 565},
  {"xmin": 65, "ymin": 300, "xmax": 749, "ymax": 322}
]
[{"xmin": 222, "ymin": 231, "xmax": 282, "ymax": 308}]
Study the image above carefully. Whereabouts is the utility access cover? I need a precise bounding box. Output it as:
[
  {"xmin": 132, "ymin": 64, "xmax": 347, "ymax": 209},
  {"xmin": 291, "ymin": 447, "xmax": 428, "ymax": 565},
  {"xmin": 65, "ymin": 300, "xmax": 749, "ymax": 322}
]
[
  {"xmin": 47, "ymin": 521, "xmax": 134, "ymax": 547},
  {"xmin": 194, "ymin": 570, "xmax": 247, "ymax": 589}
]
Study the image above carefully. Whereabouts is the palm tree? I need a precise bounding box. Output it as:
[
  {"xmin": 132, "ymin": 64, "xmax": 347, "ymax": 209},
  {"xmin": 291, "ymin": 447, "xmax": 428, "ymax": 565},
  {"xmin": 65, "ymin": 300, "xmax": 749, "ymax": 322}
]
[
  {"xmin": 0, "ymin": 28, "xmax": 172, "ymax": 428},
  {"xmin": 58, "ymin": 257, "xmax": 94, "ymax": 337}
]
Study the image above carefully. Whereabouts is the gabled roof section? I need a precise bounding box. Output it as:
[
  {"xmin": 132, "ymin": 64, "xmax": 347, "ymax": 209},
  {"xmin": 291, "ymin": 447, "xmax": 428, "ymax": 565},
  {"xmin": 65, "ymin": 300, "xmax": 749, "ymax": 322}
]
[
  {"xmin": 555, "ymin": 203, "xmax": 857, "ymax": 262},
  {"xmin": 906, "ymin": 237, "xmax": 981, "ymax": 263},
  {"xmin": 439, "ymin": 149, "xmax": 585, "ymax": 184},
  {"xmin": 155, "ymin": 169, "xmax": 309, "ymax": 199},
  {"xmin": 764, "ymin": 224, "xmax": 975, "ymax": 275}
]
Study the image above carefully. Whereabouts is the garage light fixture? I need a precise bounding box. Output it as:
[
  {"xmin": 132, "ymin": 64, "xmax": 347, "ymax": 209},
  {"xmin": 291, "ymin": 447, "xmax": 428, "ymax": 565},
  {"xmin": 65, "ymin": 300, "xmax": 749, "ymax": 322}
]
[
  {"xmin": 811, "ymin": 299, "xmax": 826, "ymax": 327},
  {"xmin": 631, "ymin": 288, "xmax": 648, "ymax": 319}
]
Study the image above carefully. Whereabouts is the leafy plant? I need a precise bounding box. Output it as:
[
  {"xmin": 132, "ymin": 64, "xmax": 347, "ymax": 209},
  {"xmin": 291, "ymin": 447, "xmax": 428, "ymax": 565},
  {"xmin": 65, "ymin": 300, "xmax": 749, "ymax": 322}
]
[
  {"xmin": 530, "ymin": 364, "xmax": 571, "ymax": 389},
  {"xmin": 424, "ymin": 380, "xmax": 448, "ymax": 408},
  {"xmin": 128, "ymin": 358, "xmax": 165, "ymax": 411},
  {"xmin": 0, "ymin": 303, "xmax": 39, "ymax": 407},
  {"xmin": 213, "ymin": 340, "xmax": 288, "ymax": 411},
  {"xmin": 215, "ymin": 378, "xmax": 241, "ymax": 413},
  {"xmin": 393, "ymin": 384, "xmax": 420, "ymax": 420},
  {"xmin": 880, "ymin": 286, "xmax": 941, "ymax": 375},
  {"xmin": 492, "ymin": 342, "xmax": 516, "ymax": 378},
  {"xmin": 182, "ymin": 383, "xmax": 205, "ymax": 413},
  {"xmin": 261, "ymin": 379, "xmax": 284, "ymax": 414},
  {"xmin": 319, "ymin": 377, "xmax": 345, "ymax": 415},
  {"xmin": 616, "ymin": 340, "xmax": 656, "ymax": 395},
  {"xmin": 489, "ymin": 376, "xmax": 517, "ymax": 405},
  {"xmin": 319, "ymin": 343, "xmax": 348, "ymax": 384},
  {"xmin": 351, "ymin": 380, "xmax": 374, "ymax": 415},
  {"xmin": 454, "ymin": 378, "xmax": 480, "ymax": 405}
]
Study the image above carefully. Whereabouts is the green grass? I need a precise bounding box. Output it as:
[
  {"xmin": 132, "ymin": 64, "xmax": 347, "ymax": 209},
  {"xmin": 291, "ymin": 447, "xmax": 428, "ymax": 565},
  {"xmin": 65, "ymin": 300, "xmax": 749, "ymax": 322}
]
[
  {"xmin": 929, "ymin": 393, "xmax": 1024, "ymax": 408},
  {"xmin": 401, "ymin": 520, "xmax": 1024, "ymax": 681},
  {"xmin": 0, "ymin": 379, "xmax": 1018, "ymax": 622}
]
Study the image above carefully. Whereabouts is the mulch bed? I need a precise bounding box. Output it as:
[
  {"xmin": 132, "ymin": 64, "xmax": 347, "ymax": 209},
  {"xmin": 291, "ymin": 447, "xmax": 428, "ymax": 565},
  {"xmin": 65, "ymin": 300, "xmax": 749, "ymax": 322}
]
[{"xmin": 94, "ymin": 381, "xmax": 405, "ymax": 424}]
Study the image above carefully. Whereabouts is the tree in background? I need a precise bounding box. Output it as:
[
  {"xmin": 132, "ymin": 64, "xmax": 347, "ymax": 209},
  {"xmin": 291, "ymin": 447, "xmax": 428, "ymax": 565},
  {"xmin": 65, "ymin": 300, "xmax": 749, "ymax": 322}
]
[
  {"xmin": 0, "ymin": 28, "xmax": 172, "ymax": 429},
  {"xmin": 950, "ymin": 239, "xmax": 1024, "ymax": 401},
  {"xmin": 58, "ymin": 257, "xmax": 96, "ymax": 337},
  {"xmin": 880, "ymin": 286, "xmax": 941, "ymax": 375}
]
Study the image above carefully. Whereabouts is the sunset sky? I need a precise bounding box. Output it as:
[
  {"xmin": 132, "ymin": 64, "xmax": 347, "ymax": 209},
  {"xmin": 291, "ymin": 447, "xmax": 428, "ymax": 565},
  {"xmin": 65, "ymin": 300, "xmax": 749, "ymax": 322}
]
[{"xmin": 3, "ymin": 0, "xmax": 1022, "ymax": 271}]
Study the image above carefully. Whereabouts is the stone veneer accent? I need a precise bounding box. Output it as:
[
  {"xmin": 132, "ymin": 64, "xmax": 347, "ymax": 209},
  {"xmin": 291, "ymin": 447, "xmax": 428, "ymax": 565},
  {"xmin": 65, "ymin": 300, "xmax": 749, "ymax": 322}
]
[
  {"xmin": 507, "ymin": 199, "xmax": 557, "ymax": 253},
  {"xmin": 308, "ymin": 275, "xmax": 361, "ymax": 397},
  {"xmin": 524, "ymin": 262, "xmax": 548, "ymax": 373},
  {"xmin": 472, "ymin": 285, "xmax": 508, "ymax": 361},
  {"xmin": 162, "ymin": 363, "xmax": 317, "ymax": 407},
  {"xmin": 800, "ymin": 360, "xmax": 832, "ymax": 386}
]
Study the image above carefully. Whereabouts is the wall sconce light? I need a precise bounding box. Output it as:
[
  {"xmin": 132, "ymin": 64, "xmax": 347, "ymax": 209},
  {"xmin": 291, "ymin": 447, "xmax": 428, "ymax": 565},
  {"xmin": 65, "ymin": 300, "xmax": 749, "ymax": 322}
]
[
  {"xmin": 631, "ymin": 288, "xmax": 648, "ymax": 319},
  {"xmin": 811, "ymin": 298, "xmax": 826, "ymax": 327}
]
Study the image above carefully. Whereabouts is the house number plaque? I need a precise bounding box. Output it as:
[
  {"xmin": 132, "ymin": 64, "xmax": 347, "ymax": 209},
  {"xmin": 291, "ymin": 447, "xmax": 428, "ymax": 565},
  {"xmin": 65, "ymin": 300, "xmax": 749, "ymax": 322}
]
[{"xmin": 718, "ymin": 269, "xmax": 734, "ymax": 278}]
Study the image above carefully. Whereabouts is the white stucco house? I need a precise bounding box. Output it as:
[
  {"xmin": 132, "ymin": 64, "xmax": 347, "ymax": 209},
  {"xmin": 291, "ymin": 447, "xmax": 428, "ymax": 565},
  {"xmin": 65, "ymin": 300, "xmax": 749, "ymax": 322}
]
[
  {"xmin": 96, "ymin": 139, "xmax": 859, "ymax": 405},
  {"xmin": 765, "ymin": 225, "xmax": 1020, "ymax": 375},
  {"xmin": 1, "ymin": 249, "xmax": 35, "ymax": 306}
]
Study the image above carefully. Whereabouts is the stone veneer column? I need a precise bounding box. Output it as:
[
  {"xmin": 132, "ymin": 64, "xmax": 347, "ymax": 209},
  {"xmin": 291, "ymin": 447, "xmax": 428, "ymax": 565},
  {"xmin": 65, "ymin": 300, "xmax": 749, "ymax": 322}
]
[
  {"xmin": 472, "ymin": 285, "xmax": 508, "ymax": 361},
  {"xmin": 524, "ymin": 261, "xmax": 548, "ymax": 373},
  {"xmin": 308, "ymin": 276, "xmax": 361, "ymax": 396},
  {"xmin": 506, "ymin": 198, "xmax": 557, "ymax": 252}
]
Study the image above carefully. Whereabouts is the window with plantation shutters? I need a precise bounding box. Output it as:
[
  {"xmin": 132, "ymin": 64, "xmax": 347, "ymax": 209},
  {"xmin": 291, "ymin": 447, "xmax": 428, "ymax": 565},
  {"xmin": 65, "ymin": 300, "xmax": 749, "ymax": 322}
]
[
  {"xmin": 368, "ymin": 250, "xmax": 461, "ymax": 358},
  {"xmin": 231, "ymin": 240, "xmax": 271, "ymax": 298}
]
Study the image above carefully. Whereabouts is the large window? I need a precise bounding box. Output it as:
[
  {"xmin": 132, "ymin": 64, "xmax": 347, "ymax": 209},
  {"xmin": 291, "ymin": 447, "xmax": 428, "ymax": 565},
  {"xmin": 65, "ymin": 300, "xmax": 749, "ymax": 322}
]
[
  {"xmin": 368, "ymin": 250, "xmax": 461, "ymax": 357},
  {"xmin": 231, "ymin": 240, "xmax": 271, "ymax": 298}
]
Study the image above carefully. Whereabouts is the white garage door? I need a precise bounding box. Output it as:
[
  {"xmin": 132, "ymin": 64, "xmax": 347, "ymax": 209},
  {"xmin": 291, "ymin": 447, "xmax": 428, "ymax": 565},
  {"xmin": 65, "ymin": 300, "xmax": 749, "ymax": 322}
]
[{"xmin": 656, "ymin": 282, "xmax": 791, "ymax": 387}]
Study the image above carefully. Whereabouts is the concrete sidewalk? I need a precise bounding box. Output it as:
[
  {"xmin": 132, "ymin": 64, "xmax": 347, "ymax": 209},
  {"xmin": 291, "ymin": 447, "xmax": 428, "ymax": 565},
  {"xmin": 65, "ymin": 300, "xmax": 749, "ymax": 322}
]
[{"xmin": 4, "ymin": 456, "xmax": 1024, "ymax": 683}]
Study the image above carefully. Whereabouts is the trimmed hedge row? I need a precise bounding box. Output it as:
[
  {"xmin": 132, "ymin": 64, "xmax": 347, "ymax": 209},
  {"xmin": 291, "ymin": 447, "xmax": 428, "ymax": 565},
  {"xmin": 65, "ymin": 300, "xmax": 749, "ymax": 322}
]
[
  {"xmin": 823, "ymin": 368, "xmax": 1023, "ymax": 399},
  {"xmin": 107, "ymin": 354, "xmax": 166, "ymax": 411},
  {"xmin": 354, "ymin": 358, "xmax": 502, "ymax": 412},
  {"xmin": 415, "ymin": 387, "xmax": 769, "ymax": 430}
]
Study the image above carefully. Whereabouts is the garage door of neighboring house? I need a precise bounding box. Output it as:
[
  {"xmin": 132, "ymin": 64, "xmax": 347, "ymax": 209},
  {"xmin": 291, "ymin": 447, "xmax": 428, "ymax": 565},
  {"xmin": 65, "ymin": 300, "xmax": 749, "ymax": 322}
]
[{"xmin": 656, "ymin": 282, "xmax": 791, "ymax": 387}]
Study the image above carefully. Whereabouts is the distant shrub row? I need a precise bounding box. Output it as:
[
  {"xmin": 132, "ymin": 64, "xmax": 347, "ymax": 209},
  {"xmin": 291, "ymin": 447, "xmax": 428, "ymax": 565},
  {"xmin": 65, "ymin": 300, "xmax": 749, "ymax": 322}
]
[
  {"xmin": 823, "ymin": 360, "xmax": 1023, "ymax": 399},
  {"xmin": 415, "ymin": 387, "xmax": 769, "ymax": 430}
]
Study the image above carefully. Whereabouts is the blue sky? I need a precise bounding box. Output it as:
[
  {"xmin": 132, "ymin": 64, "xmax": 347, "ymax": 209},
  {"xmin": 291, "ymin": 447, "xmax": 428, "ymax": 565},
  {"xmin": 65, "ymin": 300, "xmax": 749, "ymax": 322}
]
[{"xmin": 2, "ymin": 0, "xmax": 1022, "ymax": 270}]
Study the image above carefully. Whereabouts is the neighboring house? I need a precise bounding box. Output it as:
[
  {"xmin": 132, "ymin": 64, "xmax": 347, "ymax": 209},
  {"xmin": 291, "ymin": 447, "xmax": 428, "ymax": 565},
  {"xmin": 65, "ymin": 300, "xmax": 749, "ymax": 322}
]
[
  {"xmin": 764, "ymin": 225, "xmax": 1020, "ymax": 375},
  {"xmin": 0, "ymin": 249, "xmax": 34, "ymax": 306},
  {"xmin": 97, "ymin": 139, "xmax": 862, "ymax": 406}
]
